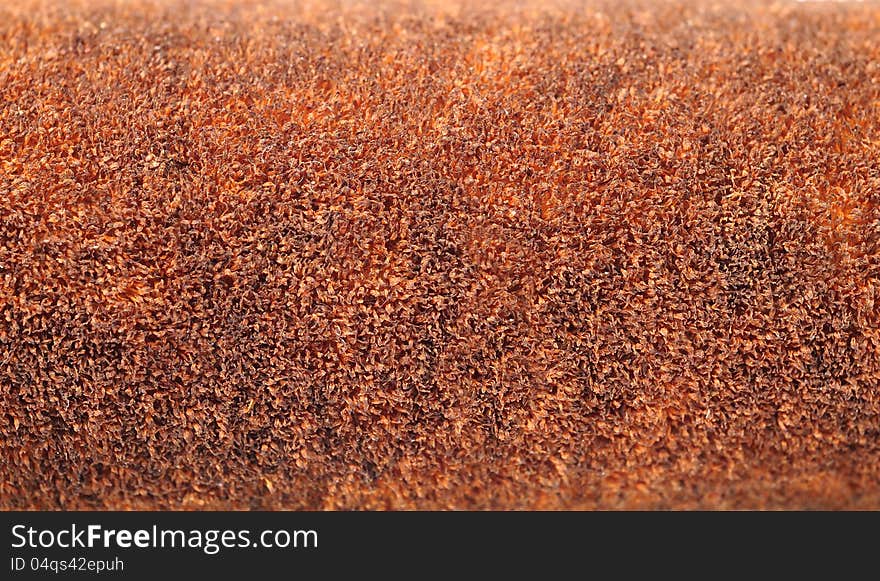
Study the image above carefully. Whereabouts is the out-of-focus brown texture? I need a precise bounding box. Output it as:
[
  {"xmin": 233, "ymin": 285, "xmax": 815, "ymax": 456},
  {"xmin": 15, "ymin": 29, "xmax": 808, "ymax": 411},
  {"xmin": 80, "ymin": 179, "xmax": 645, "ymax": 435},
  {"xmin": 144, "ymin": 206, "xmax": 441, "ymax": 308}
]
[{"xmin": 1, "ymin": 0, "xmax": 879, "ymax": 510}]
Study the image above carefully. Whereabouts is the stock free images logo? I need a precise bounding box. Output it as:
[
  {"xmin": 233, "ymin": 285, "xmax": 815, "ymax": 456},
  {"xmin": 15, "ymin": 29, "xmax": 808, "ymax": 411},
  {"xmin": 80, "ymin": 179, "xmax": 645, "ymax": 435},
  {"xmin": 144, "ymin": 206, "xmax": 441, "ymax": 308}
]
[{"xmin": 7, "ymin": 522, "xmax": 317, "ymax": 575}]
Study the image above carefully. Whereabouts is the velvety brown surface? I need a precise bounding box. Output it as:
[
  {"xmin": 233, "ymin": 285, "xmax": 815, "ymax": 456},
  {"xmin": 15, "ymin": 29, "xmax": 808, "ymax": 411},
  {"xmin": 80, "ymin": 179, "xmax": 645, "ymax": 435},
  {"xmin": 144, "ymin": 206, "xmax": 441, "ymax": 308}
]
[{"xmin": 1, "ymin": 0, "xmax": 879, "ymax": 510}]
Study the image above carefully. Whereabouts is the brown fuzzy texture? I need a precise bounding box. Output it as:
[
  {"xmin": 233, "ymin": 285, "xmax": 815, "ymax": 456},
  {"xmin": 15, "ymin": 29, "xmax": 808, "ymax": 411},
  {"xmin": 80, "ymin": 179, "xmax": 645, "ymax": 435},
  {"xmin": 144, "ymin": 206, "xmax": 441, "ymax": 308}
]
[{"xmin": 1, "ymin": 0, "xmax": 879, "ymax": 510}]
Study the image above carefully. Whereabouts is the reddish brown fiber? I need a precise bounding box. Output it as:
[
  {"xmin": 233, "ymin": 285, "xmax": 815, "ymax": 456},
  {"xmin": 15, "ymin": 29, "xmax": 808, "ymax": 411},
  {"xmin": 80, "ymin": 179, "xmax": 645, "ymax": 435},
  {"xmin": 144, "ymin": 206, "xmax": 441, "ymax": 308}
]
[{"xmin": 1, "ymin": 0, "xmax": 879, "ymax": 509}]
